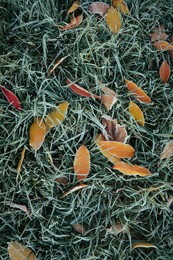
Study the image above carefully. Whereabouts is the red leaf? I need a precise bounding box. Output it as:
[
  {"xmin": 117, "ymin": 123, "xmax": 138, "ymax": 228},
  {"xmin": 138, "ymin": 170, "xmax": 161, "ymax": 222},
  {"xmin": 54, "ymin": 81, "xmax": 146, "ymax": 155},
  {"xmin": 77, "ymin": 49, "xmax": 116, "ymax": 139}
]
[
  {"xmin": 0, "ymin": 86, "xmax": 22, "ymax": 110},
  {"xmin": 66, "ymin": 78, "xmax": 100, "ymax": 99}
]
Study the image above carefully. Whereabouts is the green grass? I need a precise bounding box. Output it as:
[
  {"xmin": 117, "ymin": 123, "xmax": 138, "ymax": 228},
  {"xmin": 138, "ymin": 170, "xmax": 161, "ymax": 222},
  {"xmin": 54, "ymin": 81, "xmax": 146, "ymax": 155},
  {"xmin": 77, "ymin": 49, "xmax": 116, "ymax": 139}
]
[{"xmin": 1, "ymin": 0, "xmax": 173, "ymax": 259}]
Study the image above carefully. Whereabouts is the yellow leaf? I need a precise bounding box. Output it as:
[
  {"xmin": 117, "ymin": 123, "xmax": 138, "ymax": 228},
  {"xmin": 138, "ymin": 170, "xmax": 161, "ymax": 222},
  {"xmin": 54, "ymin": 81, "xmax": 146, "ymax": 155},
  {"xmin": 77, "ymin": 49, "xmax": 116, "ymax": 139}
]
[
  {"xmin": 16, "ymin": 147, "xmax": 26, "ymax": 178},
  {"xmin": 48, "ymin": 56, "xmax": 69, "ymax": 76},
  {"xmin": 8, "ymin": 241, "xmax": 36, "ymax": 260},
  {"xmin": 113, "ymin": 162, "xmax": 151, "ymax": 176},
  {"xmin": 112, "ymin": 0, "xmax": 130, "ymax": 14},
  {"xmin": 68, "ymin": 1, "xmax": 80, "ymax": 14},
  {"xmin": 61, "ymin": 184, "xmax": 88, "ymax": 198},
  {"xmin": 106, "ymin": 6, "xmax": 121, "ymax": 34},
  {"xmin": 129, "ymin": 101, "xmax": 145, "ymax": 126},
  {"xmin": 74, "ymin": 145, "xmax": 90, "ymax": 181},
  {"xmin": 45, "ymin": 101, "xmax": 69, "ymax": 130},
  {"xmin": 29, "ymin": 117, "xmax": 46, "ymax": 151},
  {"xmin": 132, "ymin": 242, "xmax": 157, "ymax": 250}
]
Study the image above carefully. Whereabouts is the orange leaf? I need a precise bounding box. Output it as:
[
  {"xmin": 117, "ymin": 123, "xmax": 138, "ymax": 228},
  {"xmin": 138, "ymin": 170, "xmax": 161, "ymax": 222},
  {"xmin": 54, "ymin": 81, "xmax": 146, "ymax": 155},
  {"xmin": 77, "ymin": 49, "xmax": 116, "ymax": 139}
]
[
  {"xmin": 16, "ymin": 147, "xmax": 26, "ymax": 181},
  {"xmin": 101, "ymin": 87, "xmax": 117, "ymax": 110},
  {"xmin": 45, "ymin": 101, "xmax": 69, "ymax": 130},
  {"xmin": 160, "ymin": 140, "xmax": 173, "ymax": 160},
  {"xmin": 97, "ymin": 141, "xmax": 135, "ymax": 158},
  {"xmin": 132, "ymin": 242, "xmax": 157, "ymax": 250},
  {"xmin": 159, "ymin": 60, "xmax": 171, "ymax": 83},
  {"xmin": 29, "ymin": 117, "xmax": 46, "ymax": 151},
  {"xmin": 129, "ymin": 101, "xmax": 145, "ymax": 126},
  {"xmin": 113, "ymin": 162, "xmax": 151, "ymax": 176},
  {"xmin": 67, "ymin": 1, "xmax": 80, "ymax": 14},
  {"xmin": 125, "ymin": 79, "xmax": 151, "ymax": 103},
  {"xmin": 150, "ymin": 25, "xmax": 168, "ymax": 43},
  {"xmin": 112, "ymin": 0, "xmax": 130, "ymax": 14},
  {"xmin": 106, "ymin": 6, "xmax": 121, "ymax": 34},
  {"xmin": 74, "ymin": 145, "xmax": 90, "ymax": 181},
  {"xmin": 48, "ymin": 56, "xmax": 69, "ymax": 76},
  {"xmin": 61, "ymin": 184, "xmax": 88, "ymax": 198},
  {"xmin": 89, "ymin": 2, "xmax": 110, "ymax": 17},
  {"xmin": 59, "ymin": 14, "xmax": 83, "ymax": 31},
  {"xmin": 153, "ymin": 41, "xmax": 173, "ymax": 51}
]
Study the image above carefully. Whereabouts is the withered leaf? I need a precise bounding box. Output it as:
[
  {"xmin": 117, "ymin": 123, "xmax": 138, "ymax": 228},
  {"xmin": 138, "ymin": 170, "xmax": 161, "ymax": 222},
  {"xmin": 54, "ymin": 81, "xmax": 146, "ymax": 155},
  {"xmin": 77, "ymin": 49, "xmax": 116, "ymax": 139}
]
[
  {"xmin": 112, "ymin": 0, "xmax": 130, "ymax": 15},
  {"xmin": 72, "ymin": 223, "xmax": 86, "ymax": 235},
  {"xmin": 106, "ymin": 6, "xmax": 121, "ymax": 34},
  {"xmin": 59, "ymin": 14, "xmax": 83, "ymax": 31},
  {"xmin": 61, "ymin": 184, "xmax": 88, "ymax": 198},
  {"xmin": 29, "ymin": 117, "xmax": 47, "ymax": 151},
  {"xmin": 153, "ymin": 41, "xmax": 173, "ymax": 51},
  {"xmin": 160, "ymin": 140, "xmax": 173, "ymax": 160},
  {"xmin": 68, "ymin": 1, "xmax": 80, "ymax": 14},
  {"xmin": 150, "ymin": 25, "xmax": 168, "ymax": 43},
  {"xmin": 129, "ymin": 101, "xmax": 145, "ymax": 126},
  {"xmin": 0, "ymin": 86, "xmax": 22, "ymax": 110},
  {"xmin": 101, "ymin": 87, "xmax": 117, "ymax": 111},
  {"xmin": 106, "ymin": 222, "xmax": 129, "ymax": 235},
  {"xmin": 5, "ymin": 202, "xmax": 29, "ymax": 215},
  {"xmin": 88, "ymin": 2, "xmax": 110, "ymax": 17},
  {"xmin": 74, "ymin": 145, "xmax": 90, "ymax": 182},
  {"xmin": 8, "ymin": 241, "xmax": 36, "ymax": 260},
  {"xmin": 132, "ymin": 242, "xmax": 157, "ymax": 250},
  {"xmin": 159, "ymin": 60, "xmax": 171, "ymax": 83},
  {"xmin": 48, "ymin": 56, "xmax": 69, "ymax": 76},
  {"xmin": 113, "ymin": 162, "xmax": 151, "ymax": 176}
]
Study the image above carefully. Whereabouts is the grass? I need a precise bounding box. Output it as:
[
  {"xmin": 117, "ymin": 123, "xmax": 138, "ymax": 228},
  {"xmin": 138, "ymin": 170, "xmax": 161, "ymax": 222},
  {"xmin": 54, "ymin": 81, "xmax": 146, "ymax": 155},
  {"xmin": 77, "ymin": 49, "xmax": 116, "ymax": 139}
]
[{"xmin": 1, "ymin": 0, "xmax": 173, "ymax": 259}]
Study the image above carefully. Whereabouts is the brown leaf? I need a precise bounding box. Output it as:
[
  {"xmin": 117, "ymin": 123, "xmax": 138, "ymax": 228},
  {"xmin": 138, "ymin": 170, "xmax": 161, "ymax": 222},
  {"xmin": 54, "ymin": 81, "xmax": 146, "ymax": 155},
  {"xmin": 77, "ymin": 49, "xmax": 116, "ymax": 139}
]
[
  {"xmin": 59, "ymin": 14, "xmax": 83, "ymax": 31},
  {"xmin": 89, "ymin": 2, "xmax": 110, "ymax": 17},
  {"xmin": 106, "ymin": 6, "xmax": 121, "ymax": 34},
  {"xmin": 101, "ymin": 87, "xmax": 117, "ymax": 110},
  {"xmin": 132, "ymin": 242, "xmax": 157, "ymax": 250},
  {"xmin": 68, "ymin": 1, "xmax": 80, "ymax": 14},
  {"xmin": 150, "ymin": 25, "xmax": 168, "ymax": 43},
  {"xmin": 101, "ymin": 115, "xmax": 127, "ymax": 142},
  {"xmin": 48, "ymin": 56, "xmax": 69, "ymax": 76},
  {"xmin": 72, "ymin": 223, "xmax": 86, "ymax": 235},
  {"xmin": 16, "ymin": 147, "xmax": 26, "ymax": 180},
  {"xmin": 106, "ymin": 222, "xmax": 129, "ymax": 235},
  {"xmin": 8, "ymin": 241, "xmax": 36, "ymax": 260},
  {"xmin": 55, "ymin": 177, "xmax": 69, "ymax": 185},
  {"xmin": 159, "ymin": 60, "xmax": 171, "ymax": 83},
  {"xmin": 160, "ymin": 140, "xmax": 173, "ymax": 160},
  {"xmin": 5, "ymin": 202, "xmax": 29, "ymax": 215}
]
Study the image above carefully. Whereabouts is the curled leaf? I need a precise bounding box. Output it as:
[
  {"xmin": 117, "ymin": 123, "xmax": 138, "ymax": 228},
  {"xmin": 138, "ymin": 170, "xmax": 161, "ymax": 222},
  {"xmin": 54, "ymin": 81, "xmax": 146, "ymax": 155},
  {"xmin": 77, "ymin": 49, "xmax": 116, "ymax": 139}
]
[
  {"xmin": 48, "ymin": 56, "xmax": 69, "ymax": 76},
  {"xmin": 88, "ymin": 2, "xmax": 110, "ymax": 17},
  {"xmin": 125, "ymin": 79, "xmax": 151, "ymax": 103},
  {"xmin": 160, "ymin": 140, "xmax": 173, "ymax": 160},
  {"xmin": 129, "ymin": 101, "xmax": 145, "ymax": 126},
  {"xmin": 8, "ymin": 241, "xmax": 36, "ymax": 260},
  {"xmin": 112, "ymin": 0, "xmax": 130, "ymax": 14},
  {"xmin": 74, "ymin": 145, "xmax": 90, "ymax": 181},
  {"xmin": 5, "ymin": 202, "xmax": 29, "ymax": 215},
  {"xmin": 106, "ymin": 6, "xmax": 121, "ymax": 34},
  {"xmin": 153, "ymin": 41, "xmax": 173, "ymax": 51},
  {"xmin": 97, "ymin": 141, "xmax": 135, "ymax": 158},
  {"xmin": 29, "ymin": 117, "xmax": 46, "ymax": 151},
  {"xmin": 68, "ymin": 1, "xmax": 80, "ymax": 14},
  {"xmin": 101, "ymin": 87, "xmax": 117, "ymax": 111},
  {"xmin": 0, "ymin": 86, "xmax": 22, "ymax": 110},
  {"xmin": 106, "ymin": 222, "xmax": 129, "ymax": 235},
  {"xmin": 45, "ymin": 101, "xmax": 69, "ymax": 130},
  {"xmin": 66, "ymin": 78, "xmax": 100, "ymax": 99},
  {"xmin": 16, "ymin": 147, "xmax": 26, "ymax": 181},
  {"xmin": 72, "ymin": 223, "xmax": 86, "ymax": 235},
  {"xmin": 159, "ymin": 60, "xmax": 171, "ymax": 83},
  {"xmin": 132, "ymin": 242, "xmax": 157, "ymax": 250},
  {"xmin": 59, "ymin": 14, "xmax": 83, "ymax": 31},
  {"xmin": 113, "ymin": 162, "xmax": 151, "ymax": 176},
  {"xmin": 61, "ymin": 184, "xmax": 88, "ymax": 198}
]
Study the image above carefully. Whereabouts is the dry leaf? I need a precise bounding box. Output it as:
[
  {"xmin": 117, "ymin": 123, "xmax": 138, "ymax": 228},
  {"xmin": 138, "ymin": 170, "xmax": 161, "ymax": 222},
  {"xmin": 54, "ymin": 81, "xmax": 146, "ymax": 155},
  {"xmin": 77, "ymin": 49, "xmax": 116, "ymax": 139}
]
[
  {"xmin": 113, "ymin": 162, "xmax": 151, "ymax": 176},
  {"xmin": 72, "ymin": 223, "xmax": 86, "ymax": 235},
  {"xmin": 97, "ymin": 141, "xmax": 135, "ymax": 158},
  {"xmin": 129, "ymin": 101, "xmax": 145, "ymax": 126},
  {"xmin": 68, "ymin": 1, "xmax": 80, "ymax": 14},
  {"xmin": 8, "ymin": 241, "xmax": 36, "ymax": 260},
  {"xmin": 106, "ymin": 6, "xmax": 121, "ymax": 34},
  {"xmin": 132, "ymin": 242, "xmax": 157, "ymax": 250},
  {"xmin": 150, "ymin": 25, "xmax": 168, "ymax": 43},
  {"xmin": 0, "ymin": 86, "xmax": 22, "ymax": 110},
  {"xmin": 112, "ymin": 0, "xmax": 130, "ymax": 14},
  {"xmin": 125, "ymin": 79, "xmax": 151, "ymax": 103},
  {"xmin": 153, "ymin": 41, "xmax": 173, "ymax": 51},
  {"xmin": 55, "ymin": 176, "xmax": 69, "ymax": 185},
  {"xmin": 16, "ymin": 147, "xmax": 26, "ymax": 181},
  {"xmin": 101, "ymin": 115, "xmax": 127, "ymax": 142},
  {"xmin": 29, "ymin": 117, "xmax": 46, "ymax": 151},
  {"xmin": 66, "ymin": 78, "xmax": 100, "ymax": 99},
  {"xmin": 159, "ymin": 60, "xmax": 171, "ymax": 83},
  {"xmin": 45, "ymin": 101, "xmax": 69, "ymax": 130},
  {"xmin": 101, "ymin": 87, "xmax": 117, "ymax": 110},
  {"xmin": 167, "ymin": 196, "xmax": 173, "ymax": 207},
  {"xmin": 61, "ymin": 184, "xmax": 88, "ymax": 198},
  {"xmin": 160, "ymin": 140, "xmax": 173, "ymax": 160},
  {"xmin": 59, "ymin": 14, "xmax": 83, "ymax": 31},
  {"xmin": 74, "ymin": 145, "xmax": 90, "ymax": 181},
  {"xmin": 5, "ymin": 202, "xmax": 29, "ymax": 215},
  {"xmin": 106, "ymin": 222, "xmax": 129, "ymax": 235},
  {"xmin": 88, "ymin": 2, "xmax": 110, "ymax": 17},
  {"xmin": 48, "ymin": 56, "xmax": 69, "ymax": 76}
]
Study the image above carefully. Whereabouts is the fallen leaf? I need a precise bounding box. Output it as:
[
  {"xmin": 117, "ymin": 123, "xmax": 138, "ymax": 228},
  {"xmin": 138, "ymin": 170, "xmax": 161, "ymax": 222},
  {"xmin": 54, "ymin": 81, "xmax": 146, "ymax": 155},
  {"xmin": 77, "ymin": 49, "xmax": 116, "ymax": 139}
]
[
  {"xmin": 150, "ymin": 25, "xmax": 168, "ymax": 43},
  {"xmin": 48, "ymin": 56, "xmax": 69, "ymax": 76},
  {"xmin": 106, "ymin": 222, "xmax": 129, "ymax": 235},
  {"xmin": 101, "ymin": 87, "xmax": 118, "ymax": 110},
  {"xmin": 16, "ymin": 147, "xmax": 26, "ymax": 181},
  {"xmin": 169, "ymin": 35, "xmax": 173, "ymax": 60},
  {"xmin": 55, "ymin": 176, "xmax": 69, "ymax": 185},
  {"xmin": 74, "ymin": 145, "xmax": 90, "ymax": 181},
  {"xmin": 159, "ymin": 60, "xmax": 171, "ymax": 83},
  {"xmin": 5, "ymin": 202, "xmax": 29, "ymax": 215},
  {"xmin": 66, "ymin": 78, "xmax": 100, "ymax": 99},
  {"xmin": 59, "ymin": 14, "xmax": 83, "ymax": 31},
  {"xmin": 97, "ymin": 141, "xmax": 135, "ymax": 158},
  {"xmin": 45, "ymin": 101, "xmax": 69, "ymax": 130},
  {"xmin": 29, "ymin": 117, "xmax": 47, "ymax": 151},
  {"xmin": 68, "ymin": 0, "xmax": 80, "ymax": 14},
  {"xmin": 167, "ymin": 196, "xmax": 173, "ymax": 207},
  {"xmin": 113, "ymin": 162, "xmax": 151, "ymax": 176},
  {"xmin": 112, "ymin": 0, "xmax": 130, "ymax": 14},
  {"xmin": 132, "ymin": 242, "xmax": 157, "ymax": 250},
  {"xmin": 160, "ymin": 140, "xmax": 173, "ymax": 160},
  {"xmin": 153, "ymin": 41, "xmax": 173, "ymax": 51},
  {"xmin": 0, "ymin": 86, "xmax": 22, "ymax": 110},
  {"xmin": 8, "ymin": 241, "xmax": 36, "ymax": 260},
  {"xmin": 129, "ymin": 101, "xmax": 145, "ymax": 126},
  {"xmin": 61, "ymin": 184, "xmax": 88, "ymax": 198},
  {"xmin": 101, "ymin": 114, "xmax": 127, "ymax": 142},
  {"xmin": 106, "ymin": 6, "xmax": 121, "ymax": 34},
  {"xmin": 125, "ymin": 79, "xmax": 151, "ymax": 103},
  {"xmin": 72, "ymin": 223, "xmax": 86, "ymax": 235},
  {"xmin": 88, "ymin": 2, "xmax": 110, "ymax": 17}
]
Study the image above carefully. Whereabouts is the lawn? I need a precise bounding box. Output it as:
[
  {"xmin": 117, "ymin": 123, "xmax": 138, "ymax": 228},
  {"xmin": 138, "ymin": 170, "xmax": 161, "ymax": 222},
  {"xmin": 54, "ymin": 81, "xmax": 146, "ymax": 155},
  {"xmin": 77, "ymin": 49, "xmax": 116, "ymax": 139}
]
[{"xmin": 1, "ymin": 0, "xmax": 173, "ymax": 259}]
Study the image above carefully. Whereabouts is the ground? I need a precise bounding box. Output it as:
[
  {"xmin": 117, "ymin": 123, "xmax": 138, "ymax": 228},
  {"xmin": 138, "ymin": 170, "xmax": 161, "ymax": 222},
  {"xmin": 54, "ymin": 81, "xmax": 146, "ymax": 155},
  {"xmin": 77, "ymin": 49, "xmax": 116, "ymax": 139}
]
[{"xmin": 1, "ymin": 0, "xmax": 173, "ymax": 259}]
